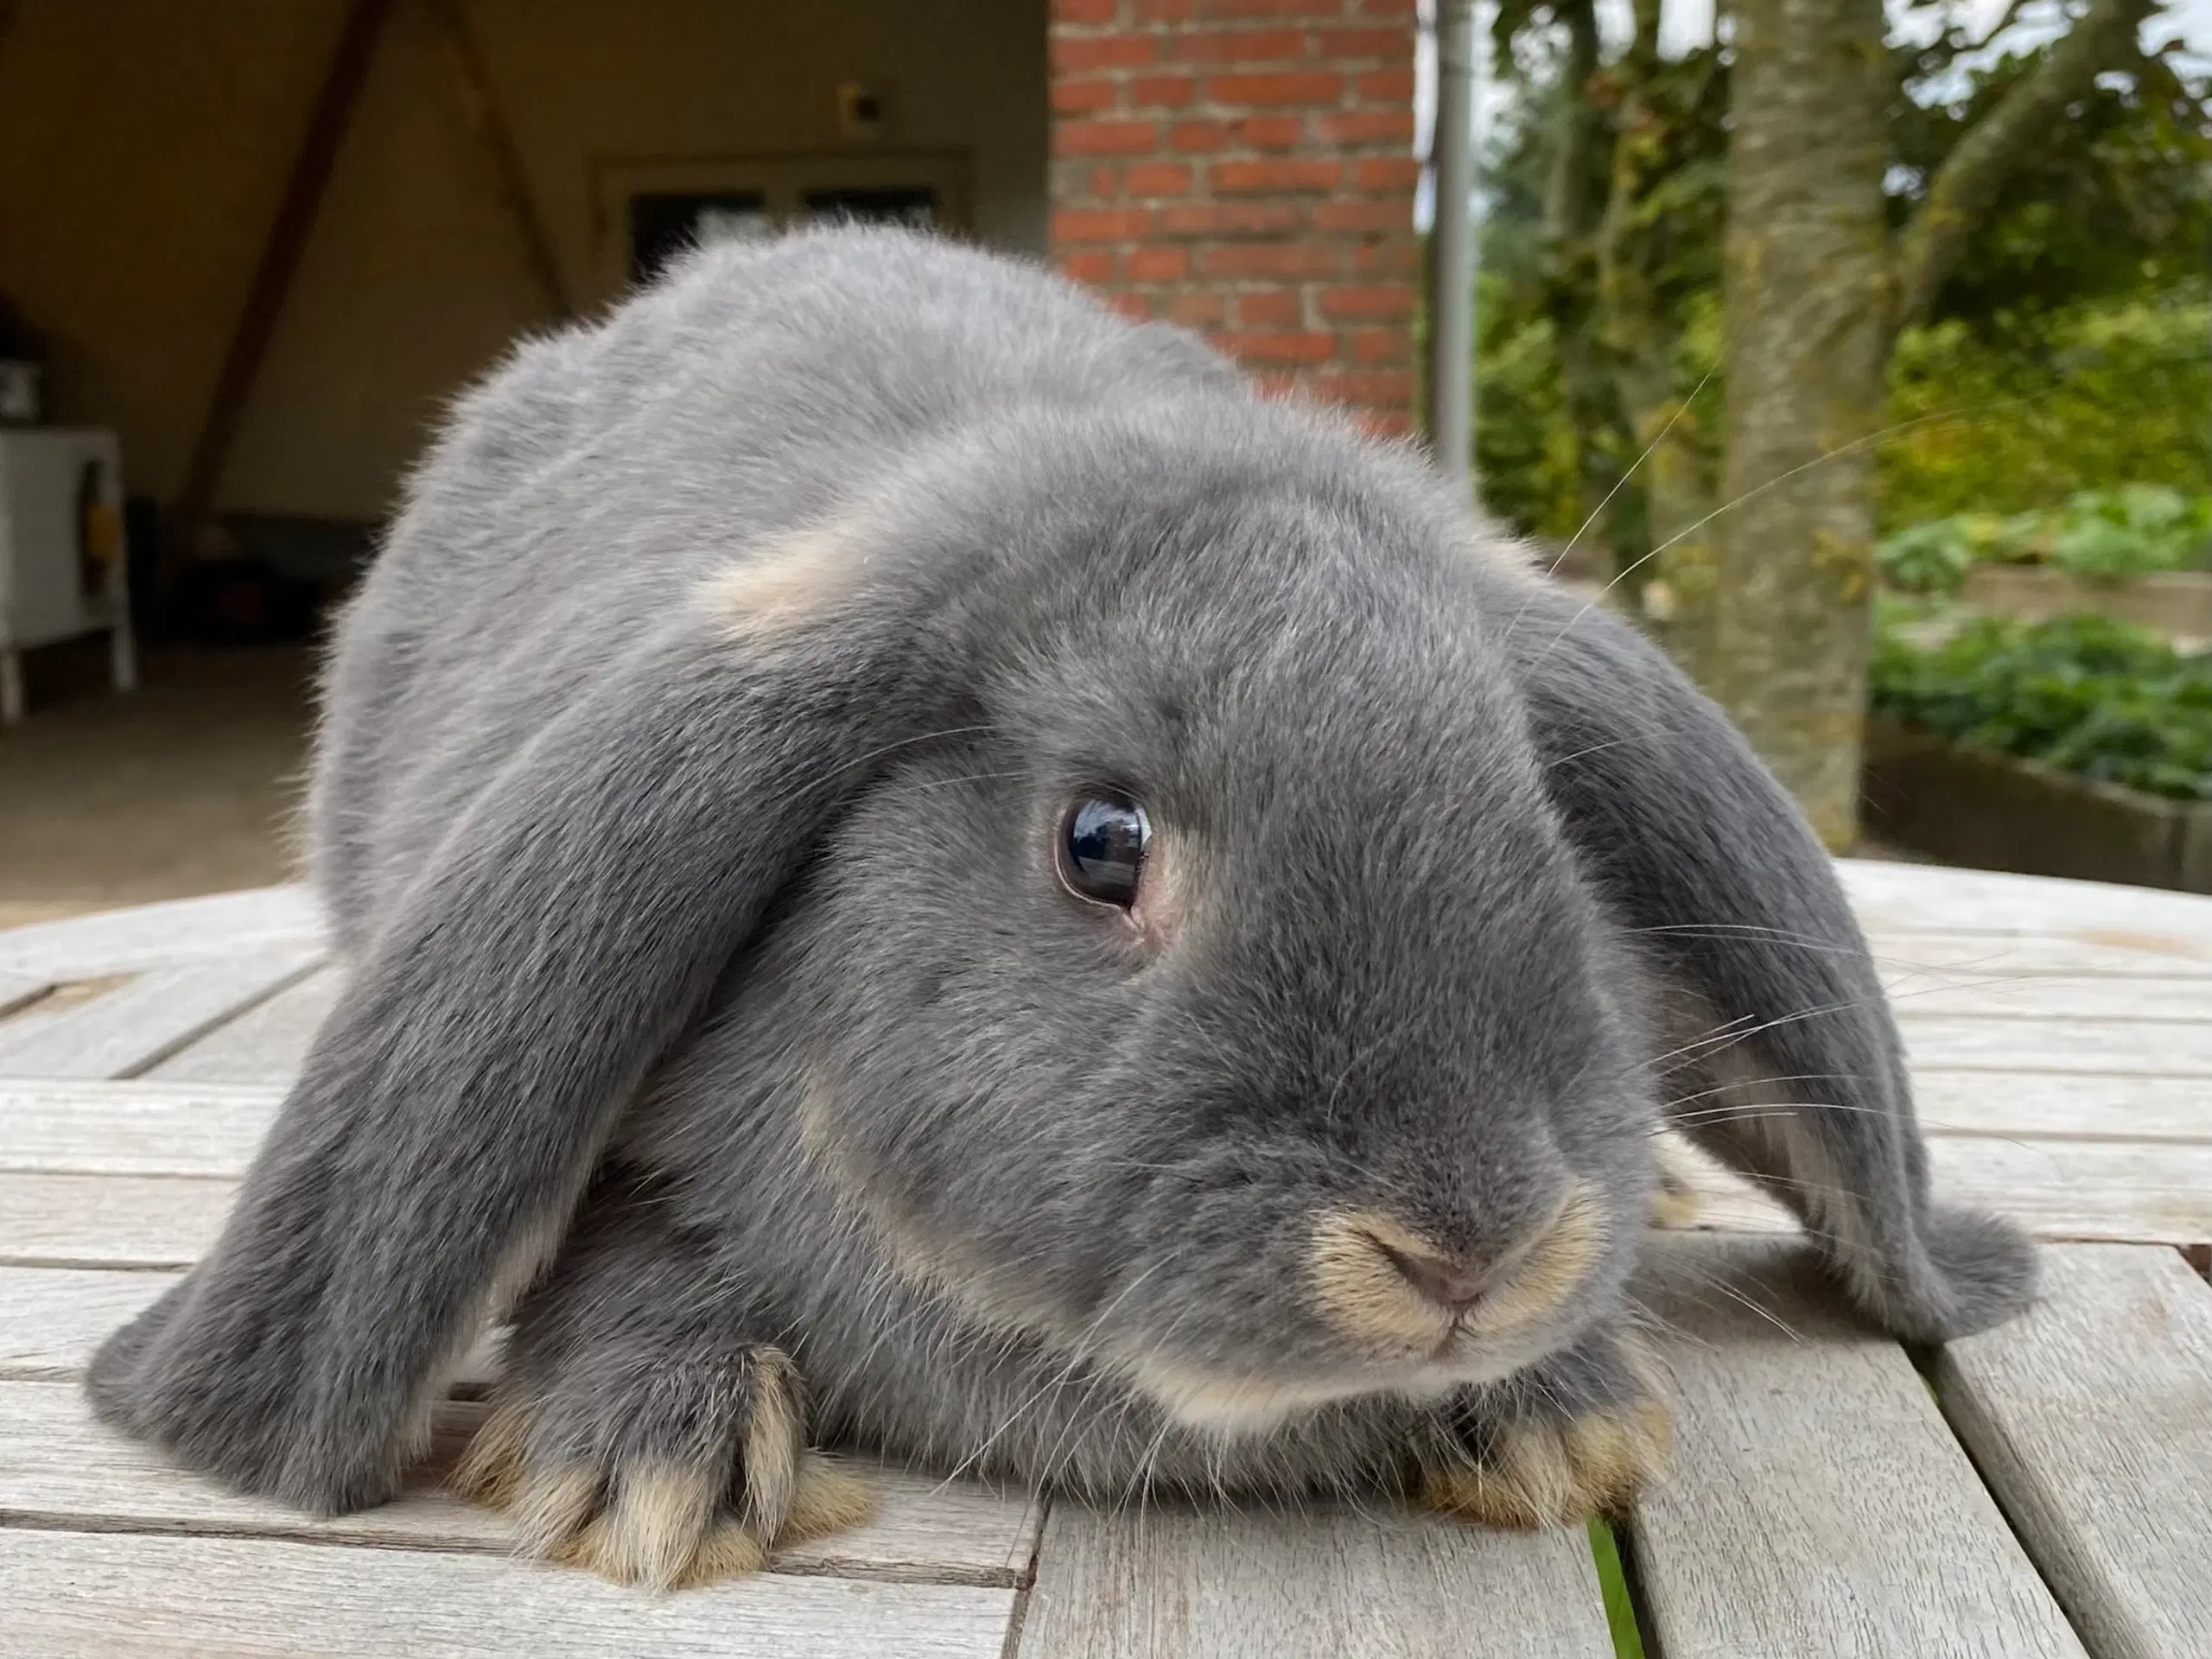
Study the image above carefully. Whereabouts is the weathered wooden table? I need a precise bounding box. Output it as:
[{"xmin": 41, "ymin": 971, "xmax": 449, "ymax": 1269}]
[{"xmin": 1, "ymin": 861, "xmax": 2206, "ymax": 1657}]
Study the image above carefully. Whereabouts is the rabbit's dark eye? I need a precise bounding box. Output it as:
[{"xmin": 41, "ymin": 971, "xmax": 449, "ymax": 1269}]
[{"xmin": 1058, "ymin": 791, "xmax": 1149, "ymax": 909}]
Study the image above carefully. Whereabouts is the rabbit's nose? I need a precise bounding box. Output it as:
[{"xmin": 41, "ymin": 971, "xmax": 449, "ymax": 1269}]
[{"xmin": 1381, "ymin": 1243, "xmax": 1489, "ymax": 1311}]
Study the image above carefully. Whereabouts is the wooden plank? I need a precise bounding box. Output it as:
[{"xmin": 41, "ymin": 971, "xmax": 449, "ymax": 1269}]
[
  {"xmin": 1910, "ymin": 1069, "xmax": 2212, "ymax": 1144},
  {"xmin": 0, "ymin": 950, "xmax": 322, "ymax": 1079},
  {"xmin": 1936, "ymin": 1244, "xmax": 2212, "ymax": 1659},
  {"xmin": 1839, "ymin": 859, "xmax": 2212, "ymax": 950},
  {"xmin": 0, "ymin": 888, "xmax": 324, "ymax": 979},
  {"xmin": 0, "ymin": 1267, "xmax": 179, "ymax": 1381},
  {"xmin": 0, "ymin": 1529, "xmax": 1016, "ymax": 1658},
  {"xmin": 0, "ymin": 1173, "xmax": 235, "ymax": 1268},
  {"xmin": 1886, "ymin": 976, "xmax": 2212, "ymax": 1021},
  {"xmin": 1866, "ymin": 930, "xmax": 2212, "ymax": 978},
  {"xmin": 1665, "ymin": 1136, "xmax": 2212, "ymax": 1249},
  {"xmin": 149, "ymin": 967, "xmax": 340, "ymax": 1084},
  {"xmin": 0, "ymin": 1381, "xmax": 1043, "ymax": 1590},
  {"xmin": 1017, "ymin": 1500, "xmax": 1611, "ymax": 1659},
  {"xmin": 1900, "ymin": 1016, "xmax": 2212, "ymax": 1077},
  {"xmin": 0, "ymin": 970, "xmax": 47, "ymax": 1018},
  {"xmin": 0, "ymin": 1080, "xmax": 282, "ymax": 1176},
  {"xmin": 1630, "ymin": 1235, "xmax": 2086, "ymax": 1658}
]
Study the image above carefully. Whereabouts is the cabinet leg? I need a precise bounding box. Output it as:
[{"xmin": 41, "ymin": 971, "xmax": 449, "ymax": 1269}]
[
  {"xmin": 0, "ymin": 648, "xmax": 22, "ymax": 725},
  {"xmin": 111, "ymin": 620, "xmax": 139, "ymax": 695}
]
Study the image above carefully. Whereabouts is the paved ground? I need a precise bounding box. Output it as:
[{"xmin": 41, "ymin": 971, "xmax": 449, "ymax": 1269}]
[{"xmin": 0, "ymin": 639, "xmax": 312, "ymax": 928}]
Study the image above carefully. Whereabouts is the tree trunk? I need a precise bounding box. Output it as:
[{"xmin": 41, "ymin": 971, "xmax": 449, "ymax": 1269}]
[{"xmin": 1699, "ymin": 0, "xmax": 1890, "ymax": 848}]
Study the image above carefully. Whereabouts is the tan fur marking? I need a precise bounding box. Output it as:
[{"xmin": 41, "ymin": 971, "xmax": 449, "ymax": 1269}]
[
  {"xmin": 1648, "ymin": 1140, "xmax": 1707, "ymax": 1229},
  {"xmin": 704, "ymin": 528, "xmax": 856, "ymax": 642},
  {"xmin": 741, "ymin": 1348, "xmax": 804, "ymax": 1536},
  {"xmin": 594, "ymin": 1465, "xmax": 721, "ymax": 1589},
  {"xmin": 1306, "ymin": 1209, "xmax": 1459, "ymax": 1349},
  {"xmin": 1462, "ymin": 1183, "xmax": 1606, "ymax": 1338},
  {"xmin": 512, "ymin": 1464, "xmax": 601, "ymax": 1558},
  {"xmin": 1421, "ymin": 1395, "xmax": 1672, "ymax": 1529},
  {"xmin": 448, "ymin": 1399, "xmax": 532, "ymax": 1510},
  {"xmin": 781, "ymin": 1453, "xmax": 878, "ymax": 1544},
  {"xmin": 678, "ymin": 1522, "xmax": 770, "ymax": 1586}
]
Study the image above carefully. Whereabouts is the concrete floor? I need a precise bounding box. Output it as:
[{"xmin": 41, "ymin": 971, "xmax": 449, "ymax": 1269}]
[{"xmin": 0, "ymin": 638, "xmax": 314, "ymax": 928}]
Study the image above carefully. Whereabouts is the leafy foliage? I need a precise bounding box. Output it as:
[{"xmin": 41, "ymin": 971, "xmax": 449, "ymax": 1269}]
[
  {"xmin": 1870, "ymin": 610, "xmax": 2212, "ymax": 800},
  {"xmin": 1877, "ymin": 486, "xmax": 2212, "ymax": 594}
]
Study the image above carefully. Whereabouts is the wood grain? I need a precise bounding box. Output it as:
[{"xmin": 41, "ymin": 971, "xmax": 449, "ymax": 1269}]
[
  {"xmin": 0, "ymin": 1528, "xmax": 1017, "ymax": 1658},
  {"xmin": 1629, "ymin": 1235, "xmax": 2087, "ymax": 1658},
  {"xmin": 1017, "ymin": 1500, "xmax": 1611, "ymax": 1659},
  {"xmin": 0, "ymin": 888, "xmax": 324, "ymax": 979},
  {"xmin": 1865, "ymin": 930, "xmax": 2212, "ymax": 978},
  {"xmin": 0, "ymin": 970, "xmax": 47, "ymax": 1018},
  {"xmin": 0, "ymin": 1267, "xmax": 180, "ymax": 1380},
  {"xmin": 0, "ymin": 1080, "xmax": 282, "ymax": 1175},
  {"xmin": 1936, "ymin": 1244, "xmax": 2212, "ymax": 1659},
  {"xmin": 1839, "ymin": 859, "xmax": 2212, "ymax": 949},
  {"xmin": 0, "ymin": 1173, "xmax": 236, "ymax": 1268},
  {"xmin": 149, "ymin": 968, "xmax": 341, "ymax": 1084},
  {"xmin": 1909, "ymin": 1069, "xmax": 2212, "ymax": 1143},
  {"xmin": 0, "ymin": 1380, "xmax": 1044, "ymax": 1589},
  {"xmin": 1899, "ymin": 1015, "xmax": 2212, "ymax": 1077},
  {"xmin": 1887, "ymin": 976, "xmax": 2212, "ymax": 1021},
  {"xmin": 0, "ymin": 950, "xmax": 322, "ymax": 1079}
]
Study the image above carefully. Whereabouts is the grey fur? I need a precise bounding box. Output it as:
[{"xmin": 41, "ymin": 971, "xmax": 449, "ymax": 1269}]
[{"xmin": 87, "ymin": 227, "xmax": 2033, "ymax": 1522}]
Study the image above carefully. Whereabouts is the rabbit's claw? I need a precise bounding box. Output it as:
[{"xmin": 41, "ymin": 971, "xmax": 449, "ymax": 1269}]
[{"xmin": 450, "ymin": 1344, "xmax": 872, "ymax": 1588}]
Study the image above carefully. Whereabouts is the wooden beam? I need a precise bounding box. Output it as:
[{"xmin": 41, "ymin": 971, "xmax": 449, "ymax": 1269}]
[
  {"xmin": 429, "ymin": 0, "xmax": 571, "ymax": 321},
  {"xmin": 167, "ymin": 0, "xmax": 395, "ymax": 578}
]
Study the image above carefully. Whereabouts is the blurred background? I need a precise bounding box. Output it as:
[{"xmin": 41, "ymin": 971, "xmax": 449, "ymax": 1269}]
[{"xmin": 0, "ymin": 0, "xmax": 2205, "ymax": 925}]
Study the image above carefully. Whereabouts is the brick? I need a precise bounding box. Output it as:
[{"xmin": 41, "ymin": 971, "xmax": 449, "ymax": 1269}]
[
  {"xmin": 1123, "ymin": 160, "xmax": 1194, "ymax": 195},
  {"xmin": 1205, "ymin": 71, "xmax": 1342, "ymax": 105},
  {"xmin": 1053, "ymin": 206, "xmax": 1154, "ymax": 242},
  {"xmin": 1308, "ymin": 26, "xmax": 1414, "ymax": 60},
  {"xmin": 1058, "ymin": 118, "xmax": 1161, "ymax": 156},
  {"xmin": 1351, "ymin": 156, "xmax": 1422, "ymax": 192},
  {"xmin": 1169, "ymin": 119, "xmax": 1233, "ymax": 150},
  {"xmin": 1198, "ymin": 241, "xmax": 1344, "ymax": 276},
  {"xmin": 1050, "ymin": 162, "xmax": 1120, "ymax": 200},
  {"xmin": 1052, "ymin": 0, "xmax": 1121, "ymax": 21},
  {"xmin": 1352, "ymin": 0, "xmax": 1418, "ymax": 16},
  {"xmin": 1106, "ymin": 291, "xmax": 1157, "ymax": 321},
  {"xmin": 1233, "ymin": 114, "xmax": 1306, "ymax": 149},
  {"xmin": 1347, "ymin": 325, "xmax": 1411, "ymax": 362},
  {"xmin": 1052, "ymin": 34, "xmax": 1156, "ymax": 70},
  {"xmin": 1166, "ymin": 290, "xmax": 1226, "ymax": 326},
  {"xmin": 1059, "ymin": 249, "xmax": 1120, "ymax": 284},
  {"xmin": 1234, "ymin": 289, "xmax": 1301, "ymax": 326},
  {"xmin": 1204, "ymin": 0, "xmax": 1350, "ymax": 16},
  {"xmin": 1352, "ymin": 67, "xmax": 1415, "ymax": 100},
  {"xmin": 1052, "ymin": 77, "xmax": 1118, "ymax": 115},
  {"xmin": 1318, "ymin": 108, "xmax": 1414, "ymax": 145},
  {"xmin": 1213, "ymin": 329, "xmax": 1338, "ymax": 363},
  {"xmin": 1160, "ymin": 200, "xmax": 1307, "ymax": 236},
  {"xmin": 1212, "ymin": 157, "xmax": 1342, "ymax": 193},
  {"xmin": 1166, "ymin": 27, "xmax": 1306, "ymax": 61},
  {"xmin": 1127, "ymin": 245, "xmax": 1191, "ymax": 282},
  {"xmin": 1353, "ymin": 239, "xmax": 1421, "ymax": 273},
  {"xmin": 1126, "ymin": 73, "xmax": 1198, "ymax": 109},
  {"xmin": 1319, "ymin": 283, "xmax": 1416, "ymax": 318},
  {"xmin": 1356, "ymin": 407, "xmax": 1417, "ymax": 438},
  {"xmin": 1308, "ymin": 368, "xmax": 1415, "ymax": 401},
  {"xmin": 1134, "ymin": 0, "xmax": 1198, "ymax": 16},
  {"xmin": 1312, "ymin": 199, "xmax": 1410, "ymax": 232}
]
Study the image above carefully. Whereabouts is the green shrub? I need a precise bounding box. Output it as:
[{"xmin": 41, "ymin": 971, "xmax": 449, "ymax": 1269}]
[
  {"xmin": 1877, "ymin": 486, "xmax": 2212, "ymax": 594},
  {"xmin": 1869, "ymin": 610, "xmax": 2212, "ymax": 800}
]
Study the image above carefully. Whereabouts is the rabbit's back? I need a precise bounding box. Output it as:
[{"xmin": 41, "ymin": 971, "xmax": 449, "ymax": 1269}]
[{"xmin": 308, "ymin": 228, "xmax": 1236, "ymax": 946}]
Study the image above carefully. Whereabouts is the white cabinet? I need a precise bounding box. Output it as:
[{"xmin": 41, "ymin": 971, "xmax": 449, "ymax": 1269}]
[{"xmin": 0, "ymin": 427, "xmax": 137, "ymax": 723}]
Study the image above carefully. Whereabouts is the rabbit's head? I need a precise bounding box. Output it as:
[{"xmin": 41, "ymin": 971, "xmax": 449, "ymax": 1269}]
[{"xmin": 721, "ymin": 404, "xmax": 1658, "ymax": 1430}]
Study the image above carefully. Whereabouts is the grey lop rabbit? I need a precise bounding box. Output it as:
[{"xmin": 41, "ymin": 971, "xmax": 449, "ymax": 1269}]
[{"xmin": 88, "ymin": 227, "xmax": 2034, "ymax": 1588}]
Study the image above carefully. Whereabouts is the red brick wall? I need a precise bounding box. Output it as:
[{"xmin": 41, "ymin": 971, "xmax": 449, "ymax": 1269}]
[{"xmin": 1048, "ymin": 0, "xmax": 1421, "ymax": 438}]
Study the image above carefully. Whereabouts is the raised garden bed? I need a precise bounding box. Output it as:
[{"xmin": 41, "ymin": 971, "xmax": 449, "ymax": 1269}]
[
  {"xmin": 1862, "ymin": 715, "xmax": 2212, "ymax": 893},
  {"xmin": 1960, "ymin": 565, "xmax": 2211, "ymax": 639}
]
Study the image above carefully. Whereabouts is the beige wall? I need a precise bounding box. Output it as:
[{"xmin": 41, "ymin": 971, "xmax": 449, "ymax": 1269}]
[{"xmin": 0, "ymin": 0, "xmax": 1046, "ymax": 523}]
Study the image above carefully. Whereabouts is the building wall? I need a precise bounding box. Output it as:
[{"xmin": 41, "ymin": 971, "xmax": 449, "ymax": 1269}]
[
  {"xmin": 0, "ymin": 0, "xmax": 1047, "ymax": 523},
  {"xmin": 1046, "ymin": 0, "xmax": 1420, "ymax": 437}
]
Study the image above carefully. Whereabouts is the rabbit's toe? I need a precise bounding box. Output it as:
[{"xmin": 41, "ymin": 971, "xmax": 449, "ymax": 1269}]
[
  {"xmin": 1420, "ymin": 1393, "xmax": 1672, "ymax": 1528},
  {"xmin": 449, "ymin": 1344, "xmax": 872, "ymax": 1588}
]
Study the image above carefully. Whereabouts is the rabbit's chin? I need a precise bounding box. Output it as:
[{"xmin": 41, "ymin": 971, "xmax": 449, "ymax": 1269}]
[{"xmin": 1114, "ymin": 1325, "xmax": 1574, "ymax": 1438}]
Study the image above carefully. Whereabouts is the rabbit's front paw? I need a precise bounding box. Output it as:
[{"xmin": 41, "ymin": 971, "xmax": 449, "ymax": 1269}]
[
  {"xmin": 1414, "ymin": 1332, "xmax": 1671, "ymax": 1528},
  {"xmin": 450, "ymin": 1344, "xmax": 872, "ymax": 1588}
]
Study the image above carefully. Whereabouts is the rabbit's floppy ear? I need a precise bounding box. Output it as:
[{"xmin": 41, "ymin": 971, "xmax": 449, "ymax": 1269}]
[
  {"xmin": 87, "ymin": 532, "xmax": 951, "ymax": 1512},
  {"xmin": 1488, "ymin": 575, "xmax": 2033, "ymax": 1342}
]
